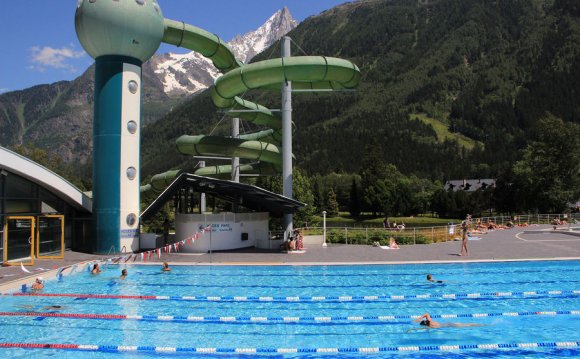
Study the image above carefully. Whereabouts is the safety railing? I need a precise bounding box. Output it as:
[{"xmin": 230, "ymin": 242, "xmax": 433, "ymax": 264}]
[{"xmin": 299, "ymin": 213, "xmax": 580, "ymax": 246}]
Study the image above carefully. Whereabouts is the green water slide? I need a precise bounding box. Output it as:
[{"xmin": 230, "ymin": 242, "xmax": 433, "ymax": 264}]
[
  {"xmin": 176, "ymin": 135, "xmax": 283, "ymax": 168},
  {"xmin": 142, "ymin": 18, "xmax": 360, "ymax": 191}
]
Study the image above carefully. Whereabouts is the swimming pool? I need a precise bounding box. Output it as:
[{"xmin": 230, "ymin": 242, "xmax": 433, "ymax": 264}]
[{"xmin": 0, "ymin": 260, "xmax": 578, "ymax": 358}]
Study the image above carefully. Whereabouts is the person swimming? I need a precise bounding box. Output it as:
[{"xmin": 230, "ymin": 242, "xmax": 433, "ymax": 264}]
[
  {"xmin": 161, "ymin": 262, "xmax": 171, "ymax": 272},
  {"xmin": 120, "ymin": 269, "xmax": 128, "ymax": 279},
  {"xmin": 414, "ymin": 313, "xmax": 484, "ymax": 329},
  {"xmin": 91, "ymin": 263, "xmax": 101, "ymax": 275},
  {"xmin": 31, "ymin": 277, "xmax": 44, "ymax": 291},
  {"xmin": 426, "ymin": 274, "xmax": 443, "ymax": 283}
]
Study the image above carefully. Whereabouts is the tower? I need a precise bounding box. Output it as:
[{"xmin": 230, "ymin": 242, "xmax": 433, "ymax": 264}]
[{"xmin": 75, "ymin": 0, "xmax": 164, "ymax": 253}]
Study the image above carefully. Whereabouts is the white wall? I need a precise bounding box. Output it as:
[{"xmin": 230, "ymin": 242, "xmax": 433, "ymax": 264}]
[{"xmin": 176, "ymin": 212, "xmax": 269, "ymax": 252}]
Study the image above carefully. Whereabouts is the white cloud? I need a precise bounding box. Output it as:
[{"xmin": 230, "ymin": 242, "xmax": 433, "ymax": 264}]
[
  {"xmin": 29, "ymin": 45, "xmax": 86, "ymax": 72},
  {"xmin": 0, "ymin": 88, "xmax": 9, "ymax": 94}
]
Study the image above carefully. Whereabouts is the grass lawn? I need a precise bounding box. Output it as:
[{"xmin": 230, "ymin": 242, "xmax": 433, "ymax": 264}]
[{"xmin": 410, "ymin": 113, "xmax": 479, "ymax": 150}]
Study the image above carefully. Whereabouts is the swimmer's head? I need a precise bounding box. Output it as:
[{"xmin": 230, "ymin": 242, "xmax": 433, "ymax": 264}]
[
  {"xmin": 426, "ymin": 274, "xmax": 432, "ymax": 281},
  {"xmin": 121, "ymin": 269, "xmax": 127, "ymax": 275},
  {"xmin": 36, "ymin": 277, "xmax": 44, "ymax": 283},
  {"xmin": 419, "ymin": 319, "xmax": 430, "ymax": 326}
]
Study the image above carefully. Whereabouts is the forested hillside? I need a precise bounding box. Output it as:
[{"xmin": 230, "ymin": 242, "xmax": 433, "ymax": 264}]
[{"xmin": 142, "ymin": 0, "xmax": 580, "ymax": 182}]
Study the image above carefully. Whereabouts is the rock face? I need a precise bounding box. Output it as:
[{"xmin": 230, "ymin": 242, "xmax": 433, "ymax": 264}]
[{"xmin": 0, "ymin": 8, "xmax": 297, "ymax": 165}]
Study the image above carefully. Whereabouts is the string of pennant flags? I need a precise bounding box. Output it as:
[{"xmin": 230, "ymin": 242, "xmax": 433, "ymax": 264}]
[
  {"xmin": 106, "ymin": 225, "xmax": 213, "ymax": 264},
  {"xmin": 40, "ymin": 225, "xmax": 213, "ymax": 279}
]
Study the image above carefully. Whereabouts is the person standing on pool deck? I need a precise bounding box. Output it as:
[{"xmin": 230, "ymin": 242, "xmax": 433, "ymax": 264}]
[
  {"xmin": 459, "ymin": 214, "xmax": 471, "ymax": 256},
  {"xmin": 162, "ymin": 218, "xmax": 170, "ymax": 246}
]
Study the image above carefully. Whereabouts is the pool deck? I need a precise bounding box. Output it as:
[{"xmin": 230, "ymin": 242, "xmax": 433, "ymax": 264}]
[{"xmin": 1, "ymin": 224, "xmax": 578, "ymax": 290}]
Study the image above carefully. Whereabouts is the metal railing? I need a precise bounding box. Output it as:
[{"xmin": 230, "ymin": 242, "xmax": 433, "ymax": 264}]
[{"xmin": 297, "ymin": 213, "xmax": 580, "ymax": 246}]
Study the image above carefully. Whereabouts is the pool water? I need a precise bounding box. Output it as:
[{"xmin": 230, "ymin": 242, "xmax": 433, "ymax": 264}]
[{"xmin": 0, "ymin": 260, "xmax": 578, "ymax": 358}]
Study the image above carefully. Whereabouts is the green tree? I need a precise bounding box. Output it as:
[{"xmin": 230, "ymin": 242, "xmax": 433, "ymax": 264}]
[
  {"xmin": 270, "ymin": 168, "xmax": 316, "ymax": 227},
  {"xmin": 349, "ymin": 178, "xmax": 361, "ymax": 217},
  {"xmin": 325, "ymin": 188, "xmax": 340, "ymax": 217},
  {"xmin": 512, "ymin": 115, "xmax": 580, "ymax": 212}
]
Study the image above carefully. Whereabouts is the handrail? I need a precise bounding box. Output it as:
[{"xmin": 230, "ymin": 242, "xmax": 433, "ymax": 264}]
[{"xmin": 297, "ymin": 212, "xmax": 580, "ymax": 246}]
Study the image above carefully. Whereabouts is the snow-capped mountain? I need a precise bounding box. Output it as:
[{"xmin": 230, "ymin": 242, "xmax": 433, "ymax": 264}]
[{"xmin": 148, "ymin": 7, "xmax": 298, "ymax": 96}]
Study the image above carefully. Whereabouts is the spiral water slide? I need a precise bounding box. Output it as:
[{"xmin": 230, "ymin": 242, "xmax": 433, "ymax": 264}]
[{"xmin": 145, "ymin": 19, "xmax": 360, "ymax": 190}]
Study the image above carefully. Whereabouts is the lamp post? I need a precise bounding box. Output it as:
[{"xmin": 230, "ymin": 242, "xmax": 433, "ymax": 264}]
[{"xmin": 322, "ymin": 211, "xmax": 327, "ymax": 248}]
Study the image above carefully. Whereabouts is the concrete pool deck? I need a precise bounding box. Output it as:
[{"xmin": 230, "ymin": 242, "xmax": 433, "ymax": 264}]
[{"xmin": 1, "ymin": 224, "xmax": 578, "ymax": 290}]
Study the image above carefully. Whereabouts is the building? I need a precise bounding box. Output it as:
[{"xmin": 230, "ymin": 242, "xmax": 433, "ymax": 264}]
[
  {"xmin": 444, "ymin": 179, "xmax": 496, "ymax": 192},
  {"xmin": 0, "ymin": 146, "xmax": 92, "ymax": 265}
]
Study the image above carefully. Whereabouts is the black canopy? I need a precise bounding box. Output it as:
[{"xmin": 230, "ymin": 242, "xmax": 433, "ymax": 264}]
[{"xmin": 140, "ymin": 173, "xmax": 305, "ymax": 221}]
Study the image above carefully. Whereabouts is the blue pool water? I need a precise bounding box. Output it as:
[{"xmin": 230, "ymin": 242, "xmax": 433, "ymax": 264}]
[{"xmin": 0, "ymin": 260, "xmax": 578, "ymax": 358}]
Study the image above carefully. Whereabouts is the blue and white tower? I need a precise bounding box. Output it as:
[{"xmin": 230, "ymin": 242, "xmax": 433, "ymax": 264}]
[{"xmin": 75, "ymin": 0, "xmax": 164, "ymax": 253}]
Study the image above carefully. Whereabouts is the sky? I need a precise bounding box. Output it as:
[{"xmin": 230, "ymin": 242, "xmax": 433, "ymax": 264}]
[{"xmin": 0, "ymin": 0, "xmax": 349, "ymax": 94}]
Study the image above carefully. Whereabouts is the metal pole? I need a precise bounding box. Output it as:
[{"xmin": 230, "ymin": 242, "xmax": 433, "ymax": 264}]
[
  {"xmin": 322, "ymin": 211, "xmax": 327, "ymax": 247},
  {"xmin": 199, "ymin": 161, "xmax": 206, "ymax": 213},
  {"xmin": 209, "ymin": 224, "xmax": 212, "ymax": 264},
  {"xmin": 281, "ymin": 36, "xmax": 293, "ymax": 239},
  {"xmin": 231, "ymin": 118, "xmax": 240, "ymax": 183}
]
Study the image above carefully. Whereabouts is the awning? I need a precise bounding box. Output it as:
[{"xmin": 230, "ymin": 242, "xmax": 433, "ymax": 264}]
[{"xmin": 140, "ymin": 173, "xmax": 305, "ymax": 221}]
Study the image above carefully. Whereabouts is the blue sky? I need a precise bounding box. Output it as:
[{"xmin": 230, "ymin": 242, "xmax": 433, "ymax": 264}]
[{"xmin": 0, "ymin": 0, "xmax": 348, "ymax": 94}]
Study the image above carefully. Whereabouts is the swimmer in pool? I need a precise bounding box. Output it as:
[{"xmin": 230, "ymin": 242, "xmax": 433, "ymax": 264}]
[
  {"xmin": 426, "ymin": 274, "xmax": 443, "ymax": 283},
  {"xmin": 120, "ymin": 269, "xmax": 128, "ymax": 279},
  {"xmin": 31, "ymin": 277, "xmax": 44, "ymax": 291},
  {"xmin": 18, "ymin": 304, "xmax": 64, "ymax": 311},
  {"xmin": 161, "ymin": 262, "xmax": 171, "ymax": 272},
  {"xmin": 91, "ymin": 263, "xmax": 102, "ymax": 275},
  {"xmin": 413, "ymin": 313, "xmax": 484, "ymax": 329}
]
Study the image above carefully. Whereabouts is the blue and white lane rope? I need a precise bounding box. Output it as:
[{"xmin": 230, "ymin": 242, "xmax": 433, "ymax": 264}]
[
  {"xmin": 11, "ymin": 289, "xmax": 580, "ymax": 302},
  {"xmin": 0, "ymin": 341, "xmax": 578, "ymax": 353},
  {"xmin": 1, "ymin": 310, "xmax": 577, "ymax": 324}
]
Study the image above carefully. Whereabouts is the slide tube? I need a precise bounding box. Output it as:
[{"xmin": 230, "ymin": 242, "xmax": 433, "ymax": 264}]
[
  {"xmin": 163, "ymin": 19, "xmax": 241, "ymax": 72},
  {"xmin": 150, "ymin": 169, "xmax": 182, "ymax": 191},
  {"xmin": 176, "ymin": 135, "xmax": 282, "ymax": 166},
  {"xmin": 211, "ymin": 56, "xmax": 360, "ymax": 108}
]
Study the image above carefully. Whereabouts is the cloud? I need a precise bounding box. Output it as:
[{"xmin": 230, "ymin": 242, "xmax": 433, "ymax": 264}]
[
  {"xmin": 29, "ymin": 45, "xmax": 86, "ymax": 72},
  {"xmin": 0, "ymin": 88, "xmax": 9, "ymax": 94}
]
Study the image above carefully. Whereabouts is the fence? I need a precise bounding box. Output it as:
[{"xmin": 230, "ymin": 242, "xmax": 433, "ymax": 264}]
[{"xmin": 297, "ymin": 213, "xmax": 580, "ymax": 246}]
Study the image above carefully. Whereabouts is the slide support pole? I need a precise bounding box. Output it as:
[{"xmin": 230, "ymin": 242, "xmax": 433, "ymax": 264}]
[
  {"xmin": 281, "ymin": 37, "xmax": 293, "ymax": 237},
  {"xmin": 231, "ymin": 118, "xmax": 240, "ymax": 183}
]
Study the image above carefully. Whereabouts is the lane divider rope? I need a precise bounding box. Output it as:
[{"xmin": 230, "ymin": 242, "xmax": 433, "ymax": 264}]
[
  {"xmin": 6, "ymin": 289, "xmax": 579, "ymax": 302},
  {"xmin": 0, "ymin": 341, "xmax": 578, "ymax": 353},
  {"xmin": 0, "ymin": 310, "xmax": 577, "ymax": 324}
]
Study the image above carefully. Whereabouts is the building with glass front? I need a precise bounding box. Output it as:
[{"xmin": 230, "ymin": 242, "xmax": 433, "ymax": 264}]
[{"xmin": 0, "ymin": 146, "xmax": 92, "ymax": 265}]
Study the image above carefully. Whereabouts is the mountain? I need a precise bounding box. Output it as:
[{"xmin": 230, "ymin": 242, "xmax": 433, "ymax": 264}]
[
  {"xmin": 145, "ymin": 7, "xmax": 297, "ymax": 97},
  {"xmin": 0, "ymin": 8, "xmax": 297, "ymax": 166},
  {"xmin": 141, "ymin": 0, "xmax": 580, "ymax": 181}
]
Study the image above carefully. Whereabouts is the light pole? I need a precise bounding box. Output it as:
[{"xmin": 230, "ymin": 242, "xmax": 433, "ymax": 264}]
[{"xmin": 322, "ymin": 211, "xmax": 327, "ymax": 248}]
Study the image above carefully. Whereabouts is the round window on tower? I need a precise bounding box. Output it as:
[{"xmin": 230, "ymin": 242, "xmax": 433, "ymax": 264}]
[
  {"xmin": 127, "ymin": 121, "xmax": 138, "ymax": 134},
  {"xmin": 127, "ymin": 213, "xmax": 137, "ymax": 227},
  {"xmin": 126, "ymin": 167, "xmax": 137, "ymax": 180},
  {"xmin": 128, "ymin": 80, "xmax": 138, "ymax": 94}
]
